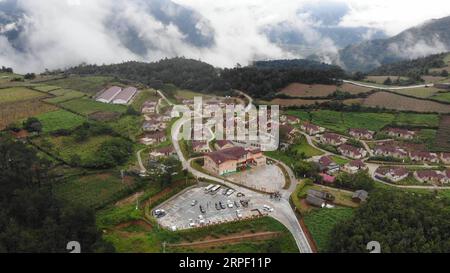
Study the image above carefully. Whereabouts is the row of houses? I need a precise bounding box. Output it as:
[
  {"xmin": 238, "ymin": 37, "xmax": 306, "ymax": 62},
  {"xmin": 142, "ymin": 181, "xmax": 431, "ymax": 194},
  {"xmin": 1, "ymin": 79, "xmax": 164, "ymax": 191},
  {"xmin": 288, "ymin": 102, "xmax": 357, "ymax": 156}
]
[
  {"xmin": 318, "ymin": 156, "xmax": 368, "ymax": 175},
  {"xmin": 140, "ymin": 100, "xmax": 173, "ymax": 146},
  {"xmin": 375, "ymin": 166, "xmax": 450, "ymax": 184},
  {"xmin": 96, "ymin": 86, "xmax": 138, "ymax": 105},
  {"xmin": 373, "ymin": 144, "xmax": 450, "ymax": 164}
]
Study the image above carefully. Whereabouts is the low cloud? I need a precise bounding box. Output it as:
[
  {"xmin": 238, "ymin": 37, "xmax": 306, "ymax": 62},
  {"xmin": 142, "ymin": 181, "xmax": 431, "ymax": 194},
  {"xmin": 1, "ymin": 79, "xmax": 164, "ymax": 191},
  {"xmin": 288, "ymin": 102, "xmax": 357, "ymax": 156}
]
[{"xmin": 0, "ymin": 0, "xmax": 449, "ymax": 73}]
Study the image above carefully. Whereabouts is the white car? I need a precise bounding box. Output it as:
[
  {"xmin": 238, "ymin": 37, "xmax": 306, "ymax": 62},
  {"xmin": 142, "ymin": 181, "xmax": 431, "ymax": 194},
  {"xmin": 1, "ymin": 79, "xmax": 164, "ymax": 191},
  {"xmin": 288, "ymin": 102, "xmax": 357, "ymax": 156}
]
[
  {"xmin": 227, "ymin": 200, "xmax": 234, "ymax": 208},
  {"xmin": 263, "ymin": 205, "xmax": 274, "ymax": 212},
  {"xmin": 236, "ymin": 210, "xmax": 243, "ymax": 218}
]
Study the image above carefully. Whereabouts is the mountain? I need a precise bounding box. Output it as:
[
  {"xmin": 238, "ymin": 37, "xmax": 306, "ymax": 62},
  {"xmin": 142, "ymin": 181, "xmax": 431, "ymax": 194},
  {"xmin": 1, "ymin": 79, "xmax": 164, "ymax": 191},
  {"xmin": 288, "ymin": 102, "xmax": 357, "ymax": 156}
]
[
  {"xmin": 338, "ymin": 15, "xmax": 450, "ymax": 72},
  {"xmin": 369, "ymin": 52, "xmax": 449, "ymax": 76}
]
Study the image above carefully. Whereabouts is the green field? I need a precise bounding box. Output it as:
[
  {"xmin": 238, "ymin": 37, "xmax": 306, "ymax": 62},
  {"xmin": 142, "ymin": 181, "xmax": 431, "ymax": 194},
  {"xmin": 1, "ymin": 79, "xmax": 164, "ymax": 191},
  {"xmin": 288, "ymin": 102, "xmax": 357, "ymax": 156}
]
[
  {"xmin": 431, "ymin": 92, "xmax": 450, "ymax": 103},
  {"xmin": 99, "ymin": 213, "xmax": 298, "ymax": 253},
  {"xmin": 393, "ymin": 112, "xmax": 439, "ymax": 127},
  {"xmin": 33, "ymin": 85, "xmax": 61, "ymax": 92},
  {"xmin": 287, "ymin": 110, "xmax": 395, "ymax": 133},
  {"xmin": 304, "ymin": 207, "xmax": 355, "ymax": 252},
  {"xmin": 54, "ymin": 172, "xmax": 136, "ymax": 208},
  {"xmin": 44, "ymin": 89, "xmax": 86, "ymax": 104},
  {"xmin": 287, "ymin": 110, "xmax": 439, "ymax": 133},
  {"xmin": 60, "ymin": 98, "xmax": 127, "ymax": 115},
  {"xmin": 35, "ymin": 110, "xmax": 86, "ymax": 132},
  {"xmin": 390, "ymin": 88, "xmax": 441, "ymax": 98},
  {"xmin": 36, "ymin": 134, "xmax": 116, "ymax": 164},
  {"xmin": 44, "ymin": 75, "xmax": 116, "ymax": 94},
  {"xmin": 107, "ymin": 115, "xmax": 143, "ymax": 141},
  {"xmin": 292, "ymin": 136, "xmax": 324, "ymax": 157},
  {"xmin": 0, "ymin": 87, "xmax": 45, "ymax": 103}
]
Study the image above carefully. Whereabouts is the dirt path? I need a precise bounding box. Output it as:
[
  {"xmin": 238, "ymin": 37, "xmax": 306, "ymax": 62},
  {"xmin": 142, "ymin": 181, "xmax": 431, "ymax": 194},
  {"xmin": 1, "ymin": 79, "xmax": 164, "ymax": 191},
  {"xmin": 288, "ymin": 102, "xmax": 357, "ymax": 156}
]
[{"xmin": 167, "ymin": 231, "xmax": 281, "ymax": 248}]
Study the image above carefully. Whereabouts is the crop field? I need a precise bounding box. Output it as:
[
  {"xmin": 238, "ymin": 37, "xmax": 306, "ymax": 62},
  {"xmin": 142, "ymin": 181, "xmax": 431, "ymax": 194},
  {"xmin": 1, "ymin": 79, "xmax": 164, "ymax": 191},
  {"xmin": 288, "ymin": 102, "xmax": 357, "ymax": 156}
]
[
  {"xmin": 54, "ymin": 172, "xmax": 136, "ymax": 208},
  {"xmin": 303, "ymin": 207, "xmax": 354, "ymax": 252},
  {"xmin": 269, "ymin": 98, "xmax": 329, "ymax": 107},
  {"xmin": 35, "ymin": 110, "xmax": 86, "ymax": 133},
  {"xmin": 431, "ymin": 92, "xmax": 450, "ymax": 103},
  {"xmin": 33, "ymin": 85, "xmax": 61, "ymax": 92},
  {"xmin": 44, "ymin": 89, "xmax": 86, "ymax": 104},
  {"xmin": 433, "ymin": 115, "xmax": 450, "ymax": 151},
  {"xmin": 35, "ymin": 134, "xmax": 115, "ymax": 164},
  {"xmin": 60, "ymin": 97, "xmax": 127, "ymax": 115},
  {"xmin": 392, "ymin": 112, "xmax": 439, "ymax": 127},
  {"xmin": 338, "ymin": 83, "xmax": 373, "ymax": 94},
  {"xmin": 421, "ymin": 76, "xmax": 447, "ymax": 83},
  {"xmin": 0, "ymin": 87, "xmax": 47, "ymax": 104},
  {"xmin": 287, "ymin": 110, "xmax": 395, "ymax": 133},
  {"xmin": 390, "ymin": 87, "xmax": 441, "ymax": 98},
  {"xmin": 278, "ymin": 83, "xmax": 337, "ymax": 97},
  {"xmin": 44, "ymin": 75, "xmax": 116, "ymax": 94},
  {"xmin": 362, "ymin": 92, "xmax": 450, "ymax": 113},
  {"xmin": 0, "ymin": 100, "xmax": 58, "ymax": 129}
]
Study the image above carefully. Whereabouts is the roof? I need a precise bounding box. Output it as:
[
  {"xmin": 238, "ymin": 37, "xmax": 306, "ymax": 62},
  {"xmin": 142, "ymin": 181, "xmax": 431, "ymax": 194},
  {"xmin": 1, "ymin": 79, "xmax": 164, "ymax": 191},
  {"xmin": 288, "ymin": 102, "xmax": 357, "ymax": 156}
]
[
  {"xmin": 205, "ymin": 146, "xmax": 247, "ymax": 165},
  {"xmin": 375, "ymin": 166, "xmax": 408, "ymax": 177},
  {"xmin": 306, "ymin": 195, "xmax": 325, "ymax": 207},
  {"xmin": 113, "ymin": 87, "xmax": 137, "ymax": 102},
  {"xmin": 98, "ymin": 86, "xmax": 122, "ymax": 101},
  {"xmin": 374, "ymin": 145, "xmax": 407, "ymax": 155},
  {"xmin": 192, "ymin": 140, "xmax": 208, "ymax": 148},
  {"xmin": 339, "ymin": 144, "xmax": 362, "ymax": 154},
  {"xmin": 146, "ymin": 131, "xmax": 166, "ymax": 139},
  {"xmin": 348, "ymin": 160, "xmax": 365, "ymax": 168},
  {"xmin": 302, "ymin": 122, "xmax": 320, "ymax": 131},
  {"xmin": 10, "ymin": 129, "xmax": 29, "ymax": 139},
  {"xmin": 410, "ymin": 151, "xmax": 437, "ymax": 159},
  {"xmin": 154, "ymin": 146, "xmax": 175, "ymax": 154},
  {"xmin": 216, "ymin": 140, "xmax": 233, "ymax": 148},
  {"xmin": 442, "ymin": 153, "xmax": 450, "ymax": 159},
  {"xmin": 320, "ymin": 173, "xmax": 336, "ymax": 183},
  {"xmin": 322, "ymin": 133, "xmax": 344, "ymax": 141},
  {"xmin": 352, "ymin": 190, "xmax": 368, "ymax": 201},
  {"xmin": 319, "ymin": 156, "xmax": 335, "ymax": 166},
  {"xmin": 416, "ymin": 170, "xmax": 444, "ymax": 179}
]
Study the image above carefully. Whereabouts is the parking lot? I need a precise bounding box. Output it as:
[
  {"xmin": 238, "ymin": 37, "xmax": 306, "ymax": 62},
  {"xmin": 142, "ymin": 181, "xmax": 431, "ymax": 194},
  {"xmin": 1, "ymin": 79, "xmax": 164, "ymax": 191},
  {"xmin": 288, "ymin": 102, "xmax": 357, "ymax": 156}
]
[
  {"xmin": 154, "ymin": 184, "xmax": 274, "ymax": 230},
  {"xmin": 227, "ymin": 164, "xmax": 285, "ymax": 193}
]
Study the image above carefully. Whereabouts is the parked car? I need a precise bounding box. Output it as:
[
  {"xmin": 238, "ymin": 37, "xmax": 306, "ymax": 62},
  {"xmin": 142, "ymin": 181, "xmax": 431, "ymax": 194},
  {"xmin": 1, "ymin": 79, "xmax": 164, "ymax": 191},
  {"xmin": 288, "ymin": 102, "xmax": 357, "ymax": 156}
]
[
  {"xmin": 236, "ymin": 210, "xmax": 243, "ymax": 218},
  {"xmin": 199, "ymin": 205, "xmax": 206, "ymax": 214},
  {"xmin": 219, "ymin": 201, "xmax": 226, "ymax": 209},
  {"xmin": 227, "ymin": 200, "xmax": 234, "ymax": 208},
  {"xmin": 263, "ymin": 205, "xmax": 274, "ymax": 212},
  {"xmin": 153, "ymin": 209, "xmax": 166, "ymax": 218},
  {"xmin": 191, "ymin": 200, "xmax": 198, "ymax": 206}
]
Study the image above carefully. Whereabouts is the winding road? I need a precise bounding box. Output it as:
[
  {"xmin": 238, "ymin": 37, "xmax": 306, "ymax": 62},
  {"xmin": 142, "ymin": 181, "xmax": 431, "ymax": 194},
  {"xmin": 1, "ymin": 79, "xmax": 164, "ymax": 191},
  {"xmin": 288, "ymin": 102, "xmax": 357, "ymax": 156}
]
[
  {"xmin": 343, "ymin": 80, "xmax": 432, "ymax": 90},
  {"xmin": 169, "ymin": 92, "xmax": 313, "ymax": 253}
]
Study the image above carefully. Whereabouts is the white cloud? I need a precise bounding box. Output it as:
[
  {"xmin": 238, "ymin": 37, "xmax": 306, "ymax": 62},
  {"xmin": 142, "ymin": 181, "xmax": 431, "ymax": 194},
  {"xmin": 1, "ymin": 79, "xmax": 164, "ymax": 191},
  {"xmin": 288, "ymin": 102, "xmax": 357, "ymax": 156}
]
[{"xmin": 0, "ymin": 0, "xmax": 449, "ymax": 73}]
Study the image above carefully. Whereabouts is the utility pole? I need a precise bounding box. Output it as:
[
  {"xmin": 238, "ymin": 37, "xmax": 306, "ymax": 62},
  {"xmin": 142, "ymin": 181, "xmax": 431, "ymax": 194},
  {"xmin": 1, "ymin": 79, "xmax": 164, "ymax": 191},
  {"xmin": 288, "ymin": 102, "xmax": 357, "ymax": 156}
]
[{"xmin": 162, "ymin": 241, "xmax": 166, "ymax": 253}]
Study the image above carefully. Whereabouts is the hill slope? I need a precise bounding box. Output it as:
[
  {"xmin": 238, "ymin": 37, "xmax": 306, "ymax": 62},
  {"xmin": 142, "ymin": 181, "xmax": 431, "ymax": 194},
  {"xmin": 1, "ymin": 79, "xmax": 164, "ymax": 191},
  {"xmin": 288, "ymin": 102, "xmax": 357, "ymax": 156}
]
[{"xmin": 339, "ymin": 15, "xmax": 450, "ymax": 72}]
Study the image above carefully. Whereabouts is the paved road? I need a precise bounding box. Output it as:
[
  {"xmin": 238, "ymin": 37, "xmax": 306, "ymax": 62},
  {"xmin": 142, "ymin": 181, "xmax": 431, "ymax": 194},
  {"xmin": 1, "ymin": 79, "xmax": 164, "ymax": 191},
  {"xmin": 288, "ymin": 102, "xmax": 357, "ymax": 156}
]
[
  {"xmin": 136, "ymin": 149, "xmax": 147, "ymax": 173},
  {"xmin": 343, "ymin": 80, "xmax": 432, "ymax": 90},
  {"xmin": 170, "ymin": 105, "xmax": 313, "ymax": 253}
]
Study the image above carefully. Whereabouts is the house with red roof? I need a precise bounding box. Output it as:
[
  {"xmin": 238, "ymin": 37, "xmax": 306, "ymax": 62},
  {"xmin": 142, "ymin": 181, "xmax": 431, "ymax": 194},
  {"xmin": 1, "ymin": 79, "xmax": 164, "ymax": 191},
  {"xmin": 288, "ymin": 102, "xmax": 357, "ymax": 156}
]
[
  {"xmin": 318, "ymin": 156, "xmax": 340, "ymax": 174},
  {"xmin": 300, "ymin": 122, "xmax": 324, "ymax": 135},
  {"xmin": 343, "ymin": 160, "xmax": 367, "ymax": 174},
  {"xmin": 215, "ymin": 140, "xmax": 234, "ymax": 150},
  {"xmin": 409, "ymin": 151, "xmax": 439, "ymax": 163},
  {"xmin": 203, "ymin": 147, "xmax": 266, "ymax": 175},
  {"xmin": 349, "ymin": 128, "xmax": 374, "ymax": 140},
  {"xmin": 373, "ymin": 145, "xmax": 408, "ymax": 159},
  {"xmin": 385, "ymin": 128, "xmax": 415, "ymax": 140},
  {"xmin": 375, "ymin": 167, "xmax": 409, "ymax": 182},
  {"xmin": 320, "ymin": 133, "xmax": 347, "ymax": 146},
  {"xmin": 338, "ymin": 144, "xmax": 367, "ymax": 159},
  {"xmin": 441, "ymin": 153, "xmax": 450, "ymax": 164},
  {"xmin": 414, "ymin": 170, "xmax": 448, "ymax": 184},
  {"xmin": 192, "ymin": 141, "xmax": 211, "ymax": 153}
]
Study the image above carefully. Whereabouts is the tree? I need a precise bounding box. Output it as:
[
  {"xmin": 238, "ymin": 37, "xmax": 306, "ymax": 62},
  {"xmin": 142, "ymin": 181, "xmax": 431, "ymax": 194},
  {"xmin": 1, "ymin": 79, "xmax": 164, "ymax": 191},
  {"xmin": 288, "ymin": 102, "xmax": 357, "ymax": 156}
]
[
  {"xmin": 383, "ymin": 77, "xmax": 392, "ymax": 85},
  {"xmin": 441, "ymin": 69, "xmax": 449, "ymax": 77},
  {"xmin": 24, "ymin": 73, "xmax": 36, "ymax": 80},
  {"xmin": 0, "ymin": 137, "xmax": 114, "ymax": 252},
  {"xmin": 23, "ymin": 117, "xmax": 42, "ymax": 133}
]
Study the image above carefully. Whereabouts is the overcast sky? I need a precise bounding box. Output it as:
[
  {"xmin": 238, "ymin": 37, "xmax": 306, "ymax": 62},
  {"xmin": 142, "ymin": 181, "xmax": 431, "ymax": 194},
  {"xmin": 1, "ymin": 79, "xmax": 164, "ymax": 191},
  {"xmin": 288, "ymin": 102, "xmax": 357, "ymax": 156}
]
[{"xmin": 0, "ymin": 0, "xmax": 449, "ymax": 72}]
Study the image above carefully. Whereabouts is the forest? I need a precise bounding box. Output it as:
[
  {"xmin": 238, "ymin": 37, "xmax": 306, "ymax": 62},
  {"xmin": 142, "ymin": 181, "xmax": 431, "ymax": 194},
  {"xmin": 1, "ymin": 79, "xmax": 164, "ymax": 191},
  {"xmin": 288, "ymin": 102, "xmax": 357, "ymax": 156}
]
[
  {"xmin": 0, "ymin": 135, "xmax": 113, "ymax": 253},
  {"xmin": 369, "ymin": 52, "xmax": 449, "ymax": 77},
  {"xmin": 327, "ymin": 189, "xmax": 450, "ymax": 253}
]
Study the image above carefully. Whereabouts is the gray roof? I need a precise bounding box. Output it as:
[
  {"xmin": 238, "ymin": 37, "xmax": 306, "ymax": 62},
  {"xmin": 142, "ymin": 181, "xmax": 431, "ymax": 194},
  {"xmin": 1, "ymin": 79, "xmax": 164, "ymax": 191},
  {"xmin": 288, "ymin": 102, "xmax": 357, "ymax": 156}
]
[
  {"xmin": 97, "ymin": 86, "xmax": 122, "ymax": 101},
  {"xmin": 113, "ymin": 87, "xmax": 137, "ymax": 102},
  {"xmin": 352, "ymin": 190, "xmax": 369, "ymax": 201},
  {"xmin": 306, "ymin": 195, "xmax": 325, "ymax": 207}
]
